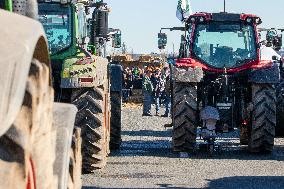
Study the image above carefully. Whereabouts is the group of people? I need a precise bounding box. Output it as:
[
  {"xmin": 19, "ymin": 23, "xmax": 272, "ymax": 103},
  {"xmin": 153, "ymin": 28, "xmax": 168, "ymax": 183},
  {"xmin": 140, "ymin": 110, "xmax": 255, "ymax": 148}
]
[
  {"xmin": 142, "ymin": 66, "xmax": 171, "ymax": 117},
  {"xmin": 123, "ymin": 67, "xmax": 143, "ymax": 87},
  {"xmin": 123, "ymin": 66, "xmax": 144, "ymax": 100}
]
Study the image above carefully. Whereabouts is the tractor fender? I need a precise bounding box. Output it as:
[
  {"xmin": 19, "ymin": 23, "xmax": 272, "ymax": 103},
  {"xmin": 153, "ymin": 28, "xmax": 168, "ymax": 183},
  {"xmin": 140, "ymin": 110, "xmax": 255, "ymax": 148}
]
[
  {"xmin": 172, "ymin": 66, "xmax": 204, "ymax": 83},
  {"xmin": 109, "ymin": 62, "xmax": 123, "ymax": 92},
  {"xmin": 52, "ymin": 103, "xmax": 78, "ymax": 189},
  {"xmin": 0, "ymin": 10, "xmax": 50, "ymax": 136},
  {"xmin": 249, "ymin": 63, "xmax": 280, "ymax": 84}
]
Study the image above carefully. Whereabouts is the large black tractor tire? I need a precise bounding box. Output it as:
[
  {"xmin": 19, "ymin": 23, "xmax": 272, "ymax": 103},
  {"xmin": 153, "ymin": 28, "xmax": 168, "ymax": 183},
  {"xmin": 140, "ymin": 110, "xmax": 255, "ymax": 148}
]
[
  {"xmin": 276, "ymin": 81, "xmax": 284, "ymax": 137},
  {"xmin": 68, "ymin": 127, "xmax": 82, "ymax": 189},
  {"xmin": 0, "ymin": 59, "xmax": 56, "ymax": 189},
  {"xmin": 71, "ymin": 87, "xmax": 108, "ymax": 173},
  {"xmin": 172, "ymin": 82, "xmax": 198, "ymax": 152},
  {"xmin": 110, "ymin": 92, "xmax": 122, "ymax": 150},
  {"xmin": 248, "ymin": 84, "xmax": 276, "ymax": 153}
]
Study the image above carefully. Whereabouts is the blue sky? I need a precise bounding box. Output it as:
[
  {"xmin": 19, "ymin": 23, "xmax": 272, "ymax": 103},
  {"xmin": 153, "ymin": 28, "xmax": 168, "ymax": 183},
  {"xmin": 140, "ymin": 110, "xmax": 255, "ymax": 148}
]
[{"xmin": 105, "ymin": 0, "xmax": 284, "ymax": 54}]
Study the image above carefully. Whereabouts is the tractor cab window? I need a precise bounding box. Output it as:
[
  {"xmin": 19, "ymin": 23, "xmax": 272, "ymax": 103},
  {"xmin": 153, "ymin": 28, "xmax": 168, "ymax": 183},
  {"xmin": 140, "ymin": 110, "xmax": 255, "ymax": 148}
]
[
  {"xmin": 39, "ymin": 3, "xmax": 72, "ymax": 54},
  {"xmin": 193, "ymin": 21, "xmax": 257, "ymax": 69}
]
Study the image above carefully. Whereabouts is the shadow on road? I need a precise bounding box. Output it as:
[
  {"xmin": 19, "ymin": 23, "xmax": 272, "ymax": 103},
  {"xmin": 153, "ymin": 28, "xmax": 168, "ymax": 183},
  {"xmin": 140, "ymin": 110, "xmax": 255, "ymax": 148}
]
[
  {"xmin": 83, "ymin": 176, "xmax": 284, "ymax": 189},
  {"xmin": 109, "ymin": 138, "xmax": 284, "ymax": 161},
  {"xmin": 122, "ymin": 130, "xmax": 172, "ymax": 137},
  {"xmin": 109, "ymin": 127, "xmax": 284, "ymax": 161}
]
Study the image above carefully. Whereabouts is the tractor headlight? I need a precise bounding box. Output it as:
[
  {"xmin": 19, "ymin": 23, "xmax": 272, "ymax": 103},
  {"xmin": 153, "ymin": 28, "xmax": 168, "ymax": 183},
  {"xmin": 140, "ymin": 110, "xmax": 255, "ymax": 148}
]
[{"xmin": 199, "ymin": 17, "xmax": 205, "ymax": 22}]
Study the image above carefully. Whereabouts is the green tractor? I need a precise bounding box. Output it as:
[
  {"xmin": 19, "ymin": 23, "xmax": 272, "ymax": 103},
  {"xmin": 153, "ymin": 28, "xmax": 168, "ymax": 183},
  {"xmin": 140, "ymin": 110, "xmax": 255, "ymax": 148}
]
[{"xmin": 37, "ymin": 0, "xmax": 123, "ymax": 173}]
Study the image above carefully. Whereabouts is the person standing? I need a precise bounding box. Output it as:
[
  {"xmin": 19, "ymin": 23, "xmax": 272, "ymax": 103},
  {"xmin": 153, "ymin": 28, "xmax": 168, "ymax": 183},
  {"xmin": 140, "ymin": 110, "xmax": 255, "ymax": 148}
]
[
  {"xmin": 142, "ymin": 70, "xmax": 153, "ymax": 116},
  {"xmin": 162, "ymin": 75, "xmax": 171, "ymax": 117},
  {"xmin": 151, "ymin": 69, "xmax": 162, "ymax": 116},
  {"xmin": 162, "ymin": 66, "xmax": 171, "ymax": 117}
]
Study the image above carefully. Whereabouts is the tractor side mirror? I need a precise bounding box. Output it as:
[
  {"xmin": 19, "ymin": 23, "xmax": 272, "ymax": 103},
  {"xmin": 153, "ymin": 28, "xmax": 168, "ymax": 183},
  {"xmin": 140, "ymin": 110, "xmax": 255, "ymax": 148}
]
[
  {"xmin": 113, "ymin": 33, "xmax": 122, "ymax": 48},
  {"xmin": 158, "ymin": 33, "xmax": 167, "ymax": 50}
]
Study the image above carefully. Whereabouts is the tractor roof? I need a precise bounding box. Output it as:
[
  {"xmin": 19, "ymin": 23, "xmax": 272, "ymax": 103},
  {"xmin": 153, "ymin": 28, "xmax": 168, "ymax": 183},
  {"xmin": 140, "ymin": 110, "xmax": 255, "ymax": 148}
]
[
  {"xmin": 38, "ymin": 0, "xmax": 91, "ymax": 5},
  {"xmin": 187, "ymin": 12, "xmax": 262, "ymax": 25}
]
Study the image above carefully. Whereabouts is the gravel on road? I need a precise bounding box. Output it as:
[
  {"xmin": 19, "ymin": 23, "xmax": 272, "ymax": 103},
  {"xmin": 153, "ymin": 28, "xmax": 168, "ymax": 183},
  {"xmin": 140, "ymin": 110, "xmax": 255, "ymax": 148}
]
[{"xmin": 83, "ymin": 106, "xmax": 284, "ymax": 189}]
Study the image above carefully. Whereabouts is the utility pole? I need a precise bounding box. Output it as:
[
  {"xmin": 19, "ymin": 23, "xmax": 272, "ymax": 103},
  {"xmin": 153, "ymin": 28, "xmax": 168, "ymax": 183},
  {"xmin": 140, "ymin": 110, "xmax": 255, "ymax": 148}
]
[
  {"xmin": 172, "ymin": 43, "xmax": 175, "ymax": 56},
  {"xmin": 122, "ymin": 42, "xmax": 126, "ymax": 54}
]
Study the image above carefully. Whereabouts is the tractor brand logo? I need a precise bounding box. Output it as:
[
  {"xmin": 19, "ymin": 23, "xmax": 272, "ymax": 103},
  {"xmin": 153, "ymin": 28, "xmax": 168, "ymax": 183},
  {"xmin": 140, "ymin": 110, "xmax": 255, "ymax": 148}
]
[{"xmin": 217, "ymin": 103, "xmax": 232, "ymax": 110}]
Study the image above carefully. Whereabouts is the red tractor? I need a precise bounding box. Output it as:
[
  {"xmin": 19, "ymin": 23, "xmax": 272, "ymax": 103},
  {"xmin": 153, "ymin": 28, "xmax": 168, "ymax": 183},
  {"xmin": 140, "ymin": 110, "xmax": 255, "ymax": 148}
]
[{"xmin": 170, "ymin": 12, "xmax": 283, "ymax": 153}]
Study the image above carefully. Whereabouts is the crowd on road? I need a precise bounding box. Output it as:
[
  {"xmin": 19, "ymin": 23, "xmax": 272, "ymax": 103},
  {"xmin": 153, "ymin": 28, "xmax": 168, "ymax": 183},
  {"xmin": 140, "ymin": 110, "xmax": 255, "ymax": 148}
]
[
  {"xmin": 121, "ymin": 64, "xmax": 172, "ymax": 117},
  {"xmin": 142, "ymin": 66, "xmax": 171, "ymax": 117},
  {"xmin": 123, "ymin": 67, "xmax": 144, "ymax": 90}
]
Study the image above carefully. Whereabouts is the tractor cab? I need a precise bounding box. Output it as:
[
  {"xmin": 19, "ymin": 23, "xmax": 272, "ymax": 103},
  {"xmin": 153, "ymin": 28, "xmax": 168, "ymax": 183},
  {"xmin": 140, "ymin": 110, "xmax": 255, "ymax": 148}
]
[
  {"xmin": 38, "ymin": 0, "xmax": 89, "ymax": 55},
  {"xmin": 179, "ymin": 12, "xmax": 263, "ymax": 72}
]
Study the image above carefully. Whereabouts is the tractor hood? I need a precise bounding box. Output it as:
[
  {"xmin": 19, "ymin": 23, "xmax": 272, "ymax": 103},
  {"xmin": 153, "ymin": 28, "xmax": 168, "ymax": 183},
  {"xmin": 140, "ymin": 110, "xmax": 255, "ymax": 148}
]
[{"xmin": 0, "ymin": 10, "xmax": 48, "ymax": 136}]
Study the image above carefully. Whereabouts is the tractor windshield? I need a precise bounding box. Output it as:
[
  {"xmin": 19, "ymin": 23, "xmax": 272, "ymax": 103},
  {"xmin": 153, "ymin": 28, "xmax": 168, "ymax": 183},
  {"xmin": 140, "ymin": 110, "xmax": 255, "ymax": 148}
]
[
  {"xmin": 39, "ymin": 3, "xmax": 72, "ymax": 55},
  {"xmin": 193, "ymin": 22, "xmax": 257, "ymax": 69}
]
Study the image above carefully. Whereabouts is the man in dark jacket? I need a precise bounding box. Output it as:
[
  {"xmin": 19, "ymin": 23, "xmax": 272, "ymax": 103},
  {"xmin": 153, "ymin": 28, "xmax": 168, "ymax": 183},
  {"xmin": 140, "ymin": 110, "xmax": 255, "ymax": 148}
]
[
  {"xmin": 162, "ymin": 75, "xmax": 171, "ymax": 117},
  {"xmin": 162, "ymin": 66, "xmax": 171, "ymax": 117},
  {"xmin": 151, "ymin": 70, "xmax": 162, "ymax": 116}
]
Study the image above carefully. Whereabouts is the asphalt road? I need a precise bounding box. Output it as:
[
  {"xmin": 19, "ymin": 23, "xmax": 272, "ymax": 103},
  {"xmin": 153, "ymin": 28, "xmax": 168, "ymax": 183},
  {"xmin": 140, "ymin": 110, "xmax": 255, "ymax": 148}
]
[{"xmin": 82, "ymin": 106, "xmax": 284, "ymax": 189}]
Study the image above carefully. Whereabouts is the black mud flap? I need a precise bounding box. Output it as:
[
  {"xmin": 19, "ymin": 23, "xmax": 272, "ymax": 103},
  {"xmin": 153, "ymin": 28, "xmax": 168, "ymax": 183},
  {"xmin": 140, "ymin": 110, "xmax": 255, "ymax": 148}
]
[
  {"xmin": 249, "ymin": 63, "xmax": 280, "ymax": 84},
  {"xmin": 109, "ymin": 62, "xmax": 123, "ymax": 92}
]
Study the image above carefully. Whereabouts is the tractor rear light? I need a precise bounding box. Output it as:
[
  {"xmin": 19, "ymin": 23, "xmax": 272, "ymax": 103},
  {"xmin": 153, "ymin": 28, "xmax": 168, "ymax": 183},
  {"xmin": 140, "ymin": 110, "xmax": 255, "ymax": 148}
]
[{"xmin": 79, "ymin": 78, "xmax": 94, "ymax": 83}]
